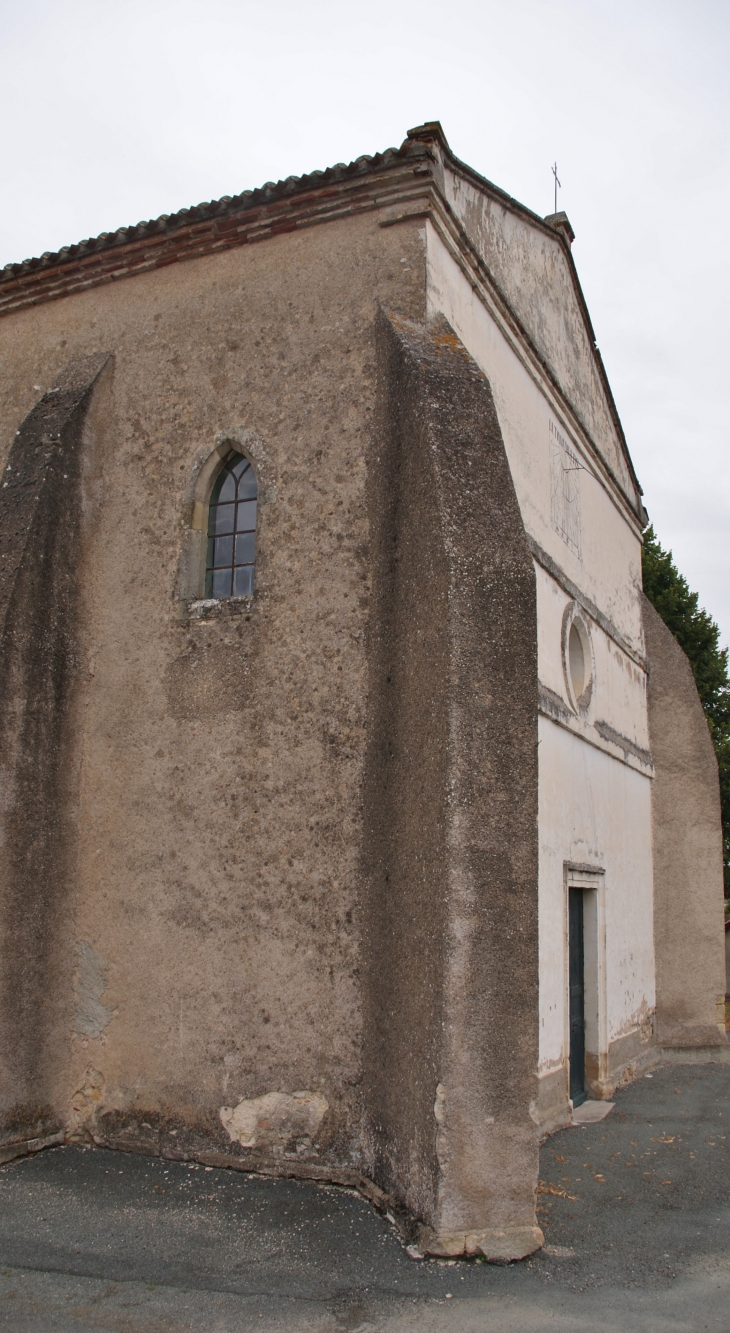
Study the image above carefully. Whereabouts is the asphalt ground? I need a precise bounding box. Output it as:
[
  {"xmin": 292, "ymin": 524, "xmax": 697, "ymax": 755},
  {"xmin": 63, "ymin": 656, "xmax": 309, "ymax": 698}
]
[{"xmin": 0, "ymin": 1062, "xmax": 727, "ymax": 1332}]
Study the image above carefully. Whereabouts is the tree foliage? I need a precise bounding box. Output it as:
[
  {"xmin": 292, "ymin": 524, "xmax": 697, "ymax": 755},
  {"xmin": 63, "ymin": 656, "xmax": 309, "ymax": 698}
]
[{"xmin": 642, "ymin": 525, "xmax": 730, "ymax": 900}]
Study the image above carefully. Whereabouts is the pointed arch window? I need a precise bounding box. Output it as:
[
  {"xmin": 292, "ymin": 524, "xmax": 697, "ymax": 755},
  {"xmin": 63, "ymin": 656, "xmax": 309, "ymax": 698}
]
[{"xmin": 205, "ymin": 453, "xmax": 258, "ymax": 598}]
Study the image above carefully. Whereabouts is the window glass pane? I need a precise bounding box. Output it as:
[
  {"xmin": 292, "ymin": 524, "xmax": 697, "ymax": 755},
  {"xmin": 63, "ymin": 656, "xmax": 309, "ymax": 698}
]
[
  {"xmin": 238, "ymin": 468, "xmax": 258, "ymax": 500},
  {"xmin": 210, "ymin": 503, "xmax": 235, "ymax": 535},
  {"xmin": 217, "ymin": 470, "xmax": 237, "ymax": 503},
  {"xmin": 212, "ymin": 567, "xmax": 232, "ymax": 598},
  {"xmin": 233, "ymin": 564, "xmax": 254, "ymax": 597},
  {"xmin": 235, "ymin": 531, "xmax": 256, "ymax": 565},
  {"xmin": 236, "ymin": 499, "xmax": 257, "ymax": 532},
  {"xmin": 205, "ymin": 452, "xmax": 259, "ymax": 599},
  {"xmin": 213, "ymin": 534, "xmax": 234, "ymax": 567}
]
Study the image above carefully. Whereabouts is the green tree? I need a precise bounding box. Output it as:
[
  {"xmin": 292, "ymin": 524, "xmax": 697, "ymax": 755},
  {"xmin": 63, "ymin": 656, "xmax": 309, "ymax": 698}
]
[{"xmin": 642, "ymin": 525, "xmax": 730, "ymax": 902}]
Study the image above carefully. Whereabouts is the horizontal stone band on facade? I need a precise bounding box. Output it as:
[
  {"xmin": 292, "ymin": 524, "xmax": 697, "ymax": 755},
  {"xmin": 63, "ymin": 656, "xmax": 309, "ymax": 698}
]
[
  {"xmin": 530, "ymin": 537, "xmax": 647, "ymax": 670},
  {"xmin": 538, "ymin": 684, "xmax": 654, "ymax": 773},
  {"xmin": 594, "ymin": 719, "xmax": 652, "ymax": 768}
]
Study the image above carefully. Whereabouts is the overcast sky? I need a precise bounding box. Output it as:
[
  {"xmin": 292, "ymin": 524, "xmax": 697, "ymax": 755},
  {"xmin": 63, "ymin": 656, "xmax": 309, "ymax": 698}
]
[{"xmin": 1, "ymin": 0, "xmax": 728, "ymax": 644}]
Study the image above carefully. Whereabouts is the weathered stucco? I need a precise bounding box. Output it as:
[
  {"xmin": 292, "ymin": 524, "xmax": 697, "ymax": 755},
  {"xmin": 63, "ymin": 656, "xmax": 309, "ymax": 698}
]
[
  {"xmin": 424, "ymin": 215, "xmax": 658, "ymax": 1127},
  {"xmin": 643, "ymin": 596, "xmax": 727, "ymax": 1049},
  {"xmin": 0, "ymin": 197, "xmax": 543, "ymax": 1257},
  {"xmin": 439, "ymin": 160, "xmax": 639, "ymax": 513},
  {"xmin": 363, "ymin": 312, "xmax": 540, "ymax": 1259},
  {"xmin": 0, "ymin": 355, "xmax": 110, "ymax": 1152},
  {"xmin": 0, "ymin": 122, "xmax": 725, "ymax": 1255},
  {"xmin": 0, "ymin": 212, "xmax": 428, "ymax": 1172}
]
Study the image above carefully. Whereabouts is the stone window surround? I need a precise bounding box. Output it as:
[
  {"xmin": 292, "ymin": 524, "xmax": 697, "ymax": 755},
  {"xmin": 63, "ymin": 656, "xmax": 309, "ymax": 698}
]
[
  {"xmin": 176, "ymin": 425, "xmax": 278, "ymax": 615},
  {"xmin": 562, "ymin": 600, "xmax": 595, "ymax": 715}
]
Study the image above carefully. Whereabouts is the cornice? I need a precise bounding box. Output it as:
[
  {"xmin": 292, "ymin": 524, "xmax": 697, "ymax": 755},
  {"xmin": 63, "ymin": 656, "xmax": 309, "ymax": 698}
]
[
  {"xmin": 530, "ymin": 537, "xmax": 647, "ymax": 671},
  {"xmin": 538, "ymin": 683, "xmax": 653, "ymax": 776},
  {"xmin": 0, "ymin": 121, "xmax": 644, "ymax": 530},
  {"xmin": 414, "ymin": 127, "xmax": 645, "ymax": 514},
  {"xmin": 0, "ymin": 142, "xmax": 432, "ymax": 318},
  {"xmin": 414, "ymin": 190, "xmax": 646, "ymax": 534}
]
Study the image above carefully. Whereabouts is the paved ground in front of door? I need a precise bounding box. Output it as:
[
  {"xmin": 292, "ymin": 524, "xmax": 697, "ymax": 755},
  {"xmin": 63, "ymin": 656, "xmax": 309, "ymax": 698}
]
[{"xmin": 0, "ymin": 1062, "xmax": 727, "ymax": 1332}]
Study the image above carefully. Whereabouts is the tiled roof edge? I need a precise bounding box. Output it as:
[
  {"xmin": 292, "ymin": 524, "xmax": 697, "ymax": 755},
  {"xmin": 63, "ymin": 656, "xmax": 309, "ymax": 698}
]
[
  {"xmin": 0, "ymin": 121, "xmax": 644, "ymax": 516},
  {"xmin": 1, "ymin": 142, "xmax": 424, "ymax": 280}
]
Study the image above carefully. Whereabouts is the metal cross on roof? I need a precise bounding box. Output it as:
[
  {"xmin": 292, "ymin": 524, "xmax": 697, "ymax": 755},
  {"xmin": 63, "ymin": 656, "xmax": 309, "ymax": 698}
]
[{"xmin": 552, "ymin": 161, "xmax": 561, "ymax": 214}]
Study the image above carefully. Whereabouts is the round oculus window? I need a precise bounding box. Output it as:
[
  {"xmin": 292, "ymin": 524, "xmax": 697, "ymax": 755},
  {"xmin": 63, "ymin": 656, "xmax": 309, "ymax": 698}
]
[
  {"xmin": 569, "ymin": 622, "xmax": 586, "ymax": 698},
  {"xmin": 563, "ymin": 608, "xmax": 593, "ymax": 712}
]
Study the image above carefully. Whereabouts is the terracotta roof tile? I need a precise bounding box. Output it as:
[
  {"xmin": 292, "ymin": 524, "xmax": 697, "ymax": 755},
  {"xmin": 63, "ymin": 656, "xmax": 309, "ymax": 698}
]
[{"xmin": 1, "ymin": 144, "xmax": 420, "ymax": 279}]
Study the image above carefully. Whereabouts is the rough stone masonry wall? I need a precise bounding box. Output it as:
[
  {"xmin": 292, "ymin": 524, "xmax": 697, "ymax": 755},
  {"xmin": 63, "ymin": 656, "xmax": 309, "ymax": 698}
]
[
  {"xmin": 643, "ymin": 596, "xmax": 727, "ymax": 1049},
  {"xmin": 363, "ymin": 313, "xmax": 541, "ymax": 1259},
  {"xmin": 0, "ymin": 355, "xmax": 110, "ymax": 1157},
  {"xmin": 0, "ymin": 212, "xmax": 544, "ymax": 1258},
  {"xmin": 0, "ymin": 211, "xmax": 427, "ymax": 1169}
]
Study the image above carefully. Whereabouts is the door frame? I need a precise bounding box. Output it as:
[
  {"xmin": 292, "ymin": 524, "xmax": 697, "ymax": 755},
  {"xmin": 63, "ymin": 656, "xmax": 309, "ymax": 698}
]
[{"xmin": 563, "ymin": 862, "xmax": 607, "ymax": 1103}]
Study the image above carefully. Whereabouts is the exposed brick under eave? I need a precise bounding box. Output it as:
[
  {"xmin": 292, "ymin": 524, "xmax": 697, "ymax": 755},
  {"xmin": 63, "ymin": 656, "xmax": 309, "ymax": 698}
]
[{"xmin": 0, "ymin": 166, "xmax": 432, "ymax": 318}]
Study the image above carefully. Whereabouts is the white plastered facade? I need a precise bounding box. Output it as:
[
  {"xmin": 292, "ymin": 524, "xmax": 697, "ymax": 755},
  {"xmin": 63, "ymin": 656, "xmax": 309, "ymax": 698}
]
[{"xmin": 423, "ymin": 182, "xmax": 656, "ymax": 1132}]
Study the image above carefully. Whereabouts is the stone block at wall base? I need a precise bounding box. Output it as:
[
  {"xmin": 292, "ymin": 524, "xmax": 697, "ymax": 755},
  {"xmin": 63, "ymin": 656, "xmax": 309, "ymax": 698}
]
[
  {"xmin": 417, "ymin": 1223, "xmax": 544, "ymax": 1263},
  {"xmin": 659, "ymin": 1017, "xmax": 727, "ymax": 1046},
  {"xmin": 538, "ymin": 1031, "xmax": 660, "ymax": 1134},
  {"xmin": 0, "ymin": 1131, "xmax": 64, "ymax": 1166},
  {"xmin": 601, "ymin": 1028, "xmax": 660, "ymax": 1095},
  {"xmin": 660, "ymin": 1043, "xmax": 730, "ymax": 1065},
  {"xmin": 537, "ymin": 1066, "xmax": 571, "ymax": 1139}
]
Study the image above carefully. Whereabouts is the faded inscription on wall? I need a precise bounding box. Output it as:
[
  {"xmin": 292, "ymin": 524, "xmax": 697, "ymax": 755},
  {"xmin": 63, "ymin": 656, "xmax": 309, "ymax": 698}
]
[{"xmin": 549, "ymin": 420, "xmax": 581, "ymax": 557}]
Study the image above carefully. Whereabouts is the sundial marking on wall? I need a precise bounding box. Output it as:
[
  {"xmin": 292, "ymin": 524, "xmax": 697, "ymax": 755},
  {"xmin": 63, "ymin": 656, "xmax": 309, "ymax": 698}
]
[{"xmin": 549, "ymin": 419, "xmax": 581, "ymax": 558}]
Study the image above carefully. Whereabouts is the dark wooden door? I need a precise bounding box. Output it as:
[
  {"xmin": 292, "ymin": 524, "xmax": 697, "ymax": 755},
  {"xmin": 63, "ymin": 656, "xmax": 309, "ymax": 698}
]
[{"xmin": 568, "ymin": 888, "xmax": 586, "ymax": 1107}]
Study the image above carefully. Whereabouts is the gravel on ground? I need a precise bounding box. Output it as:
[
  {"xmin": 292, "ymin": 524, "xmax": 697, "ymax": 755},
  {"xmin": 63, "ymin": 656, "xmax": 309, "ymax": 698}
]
[{"xmin": 0, "ymin": 1062, "xmax": 727, "ymax": 1331}]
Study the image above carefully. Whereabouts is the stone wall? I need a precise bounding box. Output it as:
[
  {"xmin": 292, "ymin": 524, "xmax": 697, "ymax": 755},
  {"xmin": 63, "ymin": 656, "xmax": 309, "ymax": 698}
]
[
  {"xmin": 643, "ymin": 596, "xmax": 727, "ymax": 1049},
  {"xmin": 363, "ymin": 313, "xmax": 541, "ymax": 1259},
  {"xmin": 0, "ymin": 355, "xmax": 110, "ymax": 1155},
  {"xmin": 0, "ymin": 212, "xmax": 427, "ymax": 1169}
]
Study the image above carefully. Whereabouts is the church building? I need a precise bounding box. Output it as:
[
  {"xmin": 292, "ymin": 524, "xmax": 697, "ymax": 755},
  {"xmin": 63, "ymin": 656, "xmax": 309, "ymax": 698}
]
[{"xmin": 0, "ymin": 122, "xmax": 726, "ymax": 1261}]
